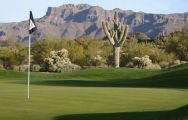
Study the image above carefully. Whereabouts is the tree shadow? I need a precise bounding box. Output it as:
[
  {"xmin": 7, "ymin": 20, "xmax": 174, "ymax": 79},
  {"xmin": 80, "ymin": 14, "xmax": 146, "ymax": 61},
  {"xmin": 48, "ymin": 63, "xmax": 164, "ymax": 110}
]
[
  {"xmin": 31, "ymin": 67, "xmax": 188, "ymax": 89},
  {"xmin": 54, "ymin": 105, "xmax": 188, "ymax": 120}
]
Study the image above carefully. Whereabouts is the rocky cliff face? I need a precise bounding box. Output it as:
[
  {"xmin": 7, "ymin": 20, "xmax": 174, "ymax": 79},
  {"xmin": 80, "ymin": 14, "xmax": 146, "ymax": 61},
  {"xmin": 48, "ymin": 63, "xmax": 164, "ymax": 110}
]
[{"xmin": 0, "ymin": 4, "xmax": 188, "ymax": 41}]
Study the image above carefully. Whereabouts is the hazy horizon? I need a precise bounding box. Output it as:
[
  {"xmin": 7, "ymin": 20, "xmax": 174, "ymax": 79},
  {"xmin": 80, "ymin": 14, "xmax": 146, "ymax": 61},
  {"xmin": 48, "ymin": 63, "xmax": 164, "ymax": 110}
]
[{"xmin": 0, "ymin": 0, "xmax": 188, "ymax": 23}]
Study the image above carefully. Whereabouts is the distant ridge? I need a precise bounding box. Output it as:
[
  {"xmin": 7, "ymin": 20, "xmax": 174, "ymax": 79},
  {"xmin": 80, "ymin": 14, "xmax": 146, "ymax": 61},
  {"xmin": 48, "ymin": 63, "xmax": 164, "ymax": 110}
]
[{"xmin": 0, "ymin": 4, "xmax": 188, "ymax": 41}]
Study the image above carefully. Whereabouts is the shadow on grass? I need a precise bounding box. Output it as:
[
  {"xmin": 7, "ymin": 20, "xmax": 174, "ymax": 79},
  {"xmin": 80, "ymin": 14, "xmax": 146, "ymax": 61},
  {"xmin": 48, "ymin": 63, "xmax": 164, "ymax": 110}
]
[
  {"xmin": 31, "ymin": 67, "xmax": 188, "ymax": 89},
  {"xmin": 54, "ymin": 105, "xmax": 188, "ymax": 120}
]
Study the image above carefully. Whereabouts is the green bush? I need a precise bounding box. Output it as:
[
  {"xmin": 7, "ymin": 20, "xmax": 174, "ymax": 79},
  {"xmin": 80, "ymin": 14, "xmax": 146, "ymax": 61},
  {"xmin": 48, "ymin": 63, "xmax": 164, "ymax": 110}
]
[
  {"xmin": 0, "ymin": 44, "xmax": 27, "ymax": 69},
  {"xmin": 31, "ymin": 37, "xmax": 107, "ymax": 67},
  {"xmin": 31, "ymin": 39, "xmax": 53, "ymax": 65},
  {"xmin": 156, "ymin": 28, "xmax": 188, "ymax": 61},
  {"xmin": 121, "ymin": 42, "xmax": 176, "ymax": 66}
]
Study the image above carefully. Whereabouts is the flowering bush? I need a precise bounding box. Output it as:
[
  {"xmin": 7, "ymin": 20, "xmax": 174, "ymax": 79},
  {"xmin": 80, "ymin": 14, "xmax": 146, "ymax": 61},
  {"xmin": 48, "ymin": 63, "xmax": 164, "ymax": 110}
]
[
  {"xmin": 131, "ymin": 55, "xmax": 161, "ymax": 69},
  {"xmin": 42, "ymin": 49, "xmax": 81, "ymax": 72}
]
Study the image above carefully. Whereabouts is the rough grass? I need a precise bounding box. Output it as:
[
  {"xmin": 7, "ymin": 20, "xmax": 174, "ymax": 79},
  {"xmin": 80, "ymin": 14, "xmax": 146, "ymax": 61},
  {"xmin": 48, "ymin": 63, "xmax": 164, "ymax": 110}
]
[{"xmin": 0, "ymin": 64, "xmax": 188, "ymax": 120}]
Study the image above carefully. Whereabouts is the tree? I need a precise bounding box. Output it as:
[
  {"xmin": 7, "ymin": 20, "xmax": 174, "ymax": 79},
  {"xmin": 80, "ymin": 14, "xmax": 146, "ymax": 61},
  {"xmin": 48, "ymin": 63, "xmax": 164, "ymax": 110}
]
[
  {"xmin": 156, "ymin": 27, "xmax": 188, "ymax": 61},
  {"xmin": 102, "ymin": 11, "xmax": 129, "ymax": 68},
  {"xmin": 130, "ymin": 32, "xmax": 151, "ymax": 44},
  {"xmin": 0, "ymin": 43, "xmax": 27, "ymax": 69},
  {"xmin": 31, "ymin": 39, "xmax": 52, "ymax": 65},
  {"xmin": 74, "ymin": 36, "xmax": 103, "ymax": 67}
]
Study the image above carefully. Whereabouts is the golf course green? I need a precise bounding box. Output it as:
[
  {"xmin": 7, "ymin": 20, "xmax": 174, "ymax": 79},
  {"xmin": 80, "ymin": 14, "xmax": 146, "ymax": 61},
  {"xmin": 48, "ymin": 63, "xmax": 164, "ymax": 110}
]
[{"xmin": 0, "ymin": 64, "xmax": 188, "ymax": 120}]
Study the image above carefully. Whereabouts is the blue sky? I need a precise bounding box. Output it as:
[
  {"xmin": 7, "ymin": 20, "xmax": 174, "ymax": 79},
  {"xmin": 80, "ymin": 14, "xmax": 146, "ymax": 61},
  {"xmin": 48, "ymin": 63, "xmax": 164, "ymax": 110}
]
[{"xmin": 1, "ymin": 0, "xmax": 188, "ymax": 23}]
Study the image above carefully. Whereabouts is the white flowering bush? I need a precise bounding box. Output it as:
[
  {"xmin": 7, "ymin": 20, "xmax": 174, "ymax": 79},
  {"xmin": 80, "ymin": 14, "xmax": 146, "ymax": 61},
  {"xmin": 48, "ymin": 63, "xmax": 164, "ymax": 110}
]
[
  {"xmin": 43, "ymin": 49, "xmax": 81, "ymax": 72},
  {"xmin": 131, "ymin": 55, "xmax": 161, "ymax": 69}
]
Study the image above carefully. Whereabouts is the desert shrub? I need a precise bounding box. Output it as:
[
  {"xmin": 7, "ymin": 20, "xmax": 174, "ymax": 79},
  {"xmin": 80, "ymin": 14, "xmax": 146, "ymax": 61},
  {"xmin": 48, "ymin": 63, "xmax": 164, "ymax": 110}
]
[
  {"xmin": 172, "ymin": 60, "xmax": 181, "ymax": 65},
  {"xmin": 132, "ymin": 55, "xmax": 152, "ymax": 68},
  {"xmin": 148, "ymin": 64, "xmax": 161, "ymax": 70},
  {"xmin": 90, "ymin": 55, "xmax": 106, "ymax": 67},
  {"xmin": 149, "ymin": 50, "xmax": 176, "ymax": 64},
  {"xmin": 106, "ymin": 54, "xmax": 114, "ymax": 67},
  {"xmin": 13, "ymin": 66, "xmax": 20, "ymax": 71},
  {"xmin": 43, "ymin": 49, "xmax": 71, "ymax": 72},
  {"xmin": 13, "ymin": 65, "xmax": 28, "ymax": 72},
  {"xmin": 126, "ymin": 62, "xmax": 134, "ymax": 68},
  {"xmin": 0, "ymin": 44, "xmax": 27, "ymax": 69},
  {"xmin": 31, "ymin": 64, "xmax": 41, "ymax": 72},
  {"xmin": 59, "ymin": 64, "xmax": 81, "ymax": 73},
  {"xmin": 100, "ymin": 42, "xmax": 113, "ymax": 67},
  {"xmin": 159, "ymin": 61, "xmax": 170, "ymax": 68},
  {"xmin": 73, "ymin": 36, "xmax": 105, "ymax": 67},
  {"xmin": 0, "ymin": 64, "xmax": 4, "ymax": 70},
  {"xmin": 31, "ymin": 37, "xmax": 108, "ymax": 67},
  {"xmin": 31, "ymin": 39, "xmax": 53, "ymax": 65},
  {"xmin": 181, "ymin": 61, "xmax": 187, "ymax": 64},
  {"xmin": 131, "ymin": 55, "xmax": 161, "ymax": 69},
  {"xmin": 0, "ymin": 60, "xmax": 4, "ymax": 70},
  {"xmin": 42, "ymin": 49, "xmax": 81, "ymax": 72},
  {"xmin": 68, "ymin": 42, "xmax": 86, "ymax": 66},
  {"xmin": 156, "ymin": 28, "xmax": 188, "ymax": 61},
  {"xmin": 121, "ymin": 42, "xmax": 176, "ymax": 66}
]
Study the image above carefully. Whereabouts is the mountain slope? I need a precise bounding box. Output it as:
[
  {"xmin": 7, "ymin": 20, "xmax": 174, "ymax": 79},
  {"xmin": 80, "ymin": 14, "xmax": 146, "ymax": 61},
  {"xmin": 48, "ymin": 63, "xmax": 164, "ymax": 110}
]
[{"xmin": 0, "ymin": 4, "xmax": 188, "ymax": 41}]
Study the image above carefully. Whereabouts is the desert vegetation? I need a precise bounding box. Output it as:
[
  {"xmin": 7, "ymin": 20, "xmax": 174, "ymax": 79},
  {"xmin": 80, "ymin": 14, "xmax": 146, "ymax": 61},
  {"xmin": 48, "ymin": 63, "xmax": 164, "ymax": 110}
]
[
  {"xmin": 0, "ymin": 27, "xmax": 188, "ymax": 72},
  {"xmin": 102, "ymin": 11, "xmax": 129, "ymax": 68}
]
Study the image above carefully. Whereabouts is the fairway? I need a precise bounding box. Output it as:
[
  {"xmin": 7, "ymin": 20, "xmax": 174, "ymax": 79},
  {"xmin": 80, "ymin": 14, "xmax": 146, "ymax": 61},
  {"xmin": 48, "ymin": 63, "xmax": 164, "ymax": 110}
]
[{"xmin": 0, "ymin": 64, "xmax": 188, "ymax": 120}]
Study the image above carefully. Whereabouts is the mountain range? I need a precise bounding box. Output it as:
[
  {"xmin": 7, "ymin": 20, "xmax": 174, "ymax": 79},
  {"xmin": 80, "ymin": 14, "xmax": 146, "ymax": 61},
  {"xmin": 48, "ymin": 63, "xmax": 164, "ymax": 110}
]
[{"xmin": 0, "ymin": 4, "xmax": 188, "ymax": 41}]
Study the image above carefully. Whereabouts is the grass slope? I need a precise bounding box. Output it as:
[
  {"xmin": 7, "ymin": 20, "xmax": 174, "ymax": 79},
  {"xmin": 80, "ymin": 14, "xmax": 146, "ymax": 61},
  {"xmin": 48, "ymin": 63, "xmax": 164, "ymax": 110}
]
[{"xmin": 0, "ymin": 64, "xmax": 188, "ymax": 120}]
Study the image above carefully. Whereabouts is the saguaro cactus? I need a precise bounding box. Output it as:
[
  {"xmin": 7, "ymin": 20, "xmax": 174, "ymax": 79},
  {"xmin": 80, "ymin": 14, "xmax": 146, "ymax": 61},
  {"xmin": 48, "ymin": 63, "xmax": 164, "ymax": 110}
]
[{"xmin": 102, "ymin": 11, "xmax": 129, "ymax": 68}]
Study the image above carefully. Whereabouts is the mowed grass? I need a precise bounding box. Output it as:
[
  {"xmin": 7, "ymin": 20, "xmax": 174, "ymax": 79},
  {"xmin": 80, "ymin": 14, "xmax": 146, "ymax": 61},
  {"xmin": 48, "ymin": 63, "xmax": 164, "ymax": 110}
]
[{"xmin": 0, "ymin": 64, "xmax": 188, "ymax": 120}]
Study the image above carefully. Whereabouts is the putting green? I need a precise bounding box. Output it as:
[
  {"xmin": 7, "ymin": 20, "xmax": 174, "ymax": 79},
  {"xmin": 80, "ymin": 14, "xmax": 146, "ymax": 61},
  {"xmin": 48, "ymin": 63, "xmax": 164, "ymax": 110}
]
[{"xmin": 0, "ymin": 64, "xmax": 188, "ymax": 120}]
